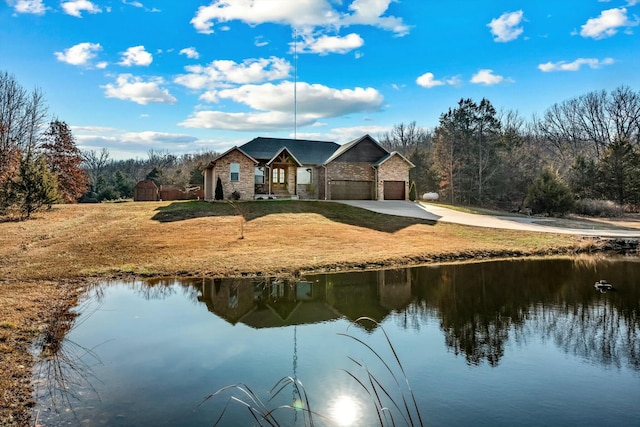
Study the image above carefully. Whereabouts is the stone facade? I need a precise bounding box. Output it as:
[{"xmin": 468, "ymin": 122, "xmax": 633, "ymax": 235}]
[
  {"xmin": 377, "ymin": 155, "xmax": 412, "ymax": 200},
  {"xmin": 296, "ymin": 166, "xmax": 320, "ymax": 199},
  {"xmin": 211, "ymin": 149, "xmax": 256, "ymax": 201}
]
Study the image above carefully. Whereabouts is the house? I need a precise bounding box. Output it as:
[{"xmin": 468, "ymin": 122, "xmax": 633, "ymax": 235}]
[{"xmin": 203, "ymin": 134, "xmax": 414, "ymax": 201}]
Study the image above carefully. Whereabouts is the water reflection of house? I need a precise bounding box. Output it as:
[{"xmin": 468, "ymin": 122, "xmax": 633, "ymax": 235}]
[
  {"xmin": 198, "ymin": 279, "xmax": 256, "ymax": 324},
  {"xmin": 195, "ymin": 270, "xmax": 413, "ymax": 329},
  {"xmin": 378, "ymin": 269, "xmax": 413, "ymax": 310}
]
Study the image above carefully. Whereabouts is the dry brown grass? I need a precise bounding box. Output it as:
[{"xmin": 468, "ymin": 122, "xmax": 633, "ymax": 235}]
[
  {"xmin": 0, "ymin": 200, "xmax": 592, "ymax": 426},
  {"xmin": 0, "ymin": 200, "xmax": 585, "ymax": 281}
]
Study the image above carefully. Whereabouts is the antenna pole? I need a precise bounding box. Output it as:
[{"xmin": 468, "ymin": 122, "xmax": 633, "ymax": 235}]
[{"xmin": 294, "ymin": 28, "xmax": 297, "ymax": 140}]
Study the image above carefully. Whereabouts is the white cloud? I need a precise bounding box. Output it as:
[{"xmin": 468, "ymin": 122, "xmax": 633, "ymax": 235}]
[
  {"xmin": 61, "ymin": 0, "xmax": 102, "ymax": 17},
  {"xmin": 121, "ymin": 131, "xmax": 198, "ymax": 144},
  {"xmin": 297, "ymin": 33, "xmax": 364, "ymax": 55},
  {"xmin": 190, "ymin": 0, "xmax": 334, "ymax": 34},
  {"xmin": 446, "ymin": 75, "xmax": 463, "ymax": 87},
  {"xmin": 8, "ymin": 0, "xmax": 47, "ymax": 14},
  {"xmin": 488, "ymin": 10, "xmax": 524, "ymax": 42},
  {"xmin": 255, "ymin": 36, "xmax": 269, "ymax": 47},
  {"xmin": 54, "ymin": 42, "xmax": 102, "ymax": 66},
  {"xmin": 538, "ymin": 57, "xmax": 615, "ymax": 72},
  {"xmin": 179, "ymin": 110, "xmax": 305, "ymax": 131},
  {"xmin": 179, "ymin": 81, "xmax": 383, "ymax": 131},
  {"xmin": 199, "ymin": 91, "xmax": 219, "ymax": 103},
  {"xmin": 102, "ymin": 74, "xmax": 177, "ymax": 105},
  {"xmin": 75, "ymin": 129, "xmax": 206, "ymax": 160},
  {"xmin": 470, "ymin": 69, "xmax": 504, "ymax": 85},
  {"xmin": 190, "ymin": 0, "xmax": 409, "ymax": 36},
  {"xmin": 580, "ymin": 8, "xmax": 638, "ymax": 39},
  {"xmin": 119, "ymin": 46, "xmax": 153, "ymax": 67},
  {"xmin": 122, "ymin": 0, "xmax": 143, "ymax": 7},
  {"xmin": 217, "ymin": 81, "xmax": 383, "ymax": 117},
  {"xmin": 342, "ymin": 0, "xmax": 410, "ymax": 35},
  {"xmin": 179, "ymin": 47, "xmax": 200, "ymax": 59},
  {"xmin": 416, "ymin": 72, "xmax": 445, "ymax": 89},
  {"xmin": 174, "ymin": 57, "xmax": 291, "ymax": 89}
]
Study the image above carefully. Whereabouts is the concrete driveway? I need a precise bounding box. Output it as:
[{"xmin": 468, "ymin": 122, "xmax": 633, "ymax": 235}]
[{"xmin": 338, "ymin": 200, "xmax": 640, "ymax": 238}]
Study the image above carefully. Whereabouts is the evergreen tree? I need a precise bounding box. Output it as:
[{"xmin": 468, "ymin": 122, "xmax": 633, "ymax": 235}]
[
  {"xmin": 433, "ymin": 98, "xmax": 501, "ymax": 205},
  {"xmin": 215, "ymin": 176, "xmax": 223, "ymax": 200},
  {"xmin": 16, "ymin": 153, "xmax": 59, "ymax": 218},
  {"xmin": 568, "ymin": 155, "xmax": 599, "ymax": 200},
  {"xmin": 409, "ymin": 181, "xmax": 417, "ymax": 201},
  {"xmin": 525, "ymin": 169, "xmax": 574, "ymax": 216}
]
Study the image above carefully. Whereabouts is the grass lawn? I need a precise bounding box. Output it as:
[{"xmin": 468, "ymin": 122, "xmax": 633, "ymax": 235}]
[{"xmin": 0, "ymin": 199, "xmax": 603, "ymax": 426}]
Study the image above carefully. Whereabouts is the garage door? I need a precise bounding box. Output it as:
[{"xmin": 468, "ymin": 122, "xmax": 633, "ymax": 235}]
[
  {"xmin": 330, "ymin": 180, "xmax": 373, "ymax": 200},
  {"xmin": 383, "ymin": 181, "xmax": 406, "ymax": 200}
]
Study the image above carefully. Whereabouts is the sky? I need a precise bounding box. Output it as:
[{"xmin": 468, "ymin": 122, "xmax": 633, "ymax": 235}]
[{"xmin": 1, "ymin": 0, "xmax": 639, "ymax": 160}]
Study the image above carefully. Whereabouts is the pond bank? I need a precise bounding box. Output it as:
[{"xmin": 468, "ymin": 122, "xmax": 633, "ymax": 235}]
[
  {"xmin": 1, "ymin": 201, "xmax": 638, "ymax": 426},
  {"xmin": 1, "ymin": 243, "xmax": 637, "ymax": 426}
]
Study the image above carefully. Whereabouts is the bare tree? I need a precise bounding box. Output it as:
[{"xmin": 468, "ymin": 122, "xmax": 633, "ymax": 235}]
[
  {"xmin": 0, "ymin": 71, "xmax": 49, "ymax": 210},
  {"xmin": 81, "ymin": 148, "xmax": 110, "ymax": 192},
  {"xmin": 608, "ymin": 86, "xmax": 640, "ymax": 146},
  {"xmin": 536, "ymin": 86, "xmax": 640, "ymax": 166},
  {"xmin": 379, "ymin": 121, "xmax": 429, "ymax": 154}
]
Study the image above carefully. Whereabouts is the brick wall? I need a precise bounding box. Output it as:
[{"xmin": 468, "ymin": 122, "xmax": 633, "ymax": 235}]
[
  {"xmin": 212, "ymin": 150, "xmax": 255, "ymax": 200},
  {"xmin": 326, "ymin": 162, "xmax": 375, "ymax": 181},
  {"xmin": 376, "ymin": 155, "xmax": 412, "ymax": 200}
]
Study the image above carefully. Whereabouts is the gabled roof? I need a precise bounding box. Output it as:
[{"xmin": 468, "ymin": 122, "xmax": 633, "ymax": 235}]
[
  {"xmin": 240, "ymin": 137, "xmax": 340, "ymax": 165},
  {"xmin": 266, "ymin": 147, "xmax": 303, "ymax": 167},
  {"xmin": 204, "ymin": 146, "xmax": 258, "ymax": 170},
  {"xmin": 374, "ymin": 151, "xmax": 416, "ymax": 168},
  {"xmin": 323, "ymin": 134, "xmax": 389, "ymax": 165}
]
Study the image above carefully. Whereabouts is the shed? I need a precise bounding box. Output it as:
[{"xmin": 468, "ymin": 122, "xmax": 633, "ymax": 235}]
[{"xmin": 133, "ymin": 180, "xmax": 159, "ymax": 201}]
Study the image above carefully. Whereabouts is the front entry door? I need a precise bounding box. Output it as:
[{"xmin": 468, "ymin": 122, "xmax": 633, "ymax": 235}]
[{"xmin": 272, "ymin": 166, "xmax": 286, "ymax": 191}]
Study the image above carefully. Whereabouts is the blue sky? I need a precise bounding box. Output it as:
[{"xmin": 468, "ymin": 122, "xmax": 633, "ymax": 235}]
[{"xmin": 2, "ymin": 0, "xmax": 639, "ymax": 159}]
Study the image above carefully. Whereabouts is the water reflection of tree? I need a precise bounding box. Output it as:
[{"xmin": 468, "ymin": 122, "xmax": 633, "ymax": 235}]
[
  {"xmin": 406, "ymin": 258, "xmax": 640, "ymax": 370},
  {"xmin": 33, "ymin": 296, "xmax": 103, "ymax": 424}
]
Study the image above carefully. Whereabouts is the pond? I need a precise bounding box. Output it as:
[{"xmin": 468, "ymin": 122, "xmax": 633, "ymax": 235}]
[{"xmin": 33, "ymin": 256, "xmax": 640, "ymax": 426}]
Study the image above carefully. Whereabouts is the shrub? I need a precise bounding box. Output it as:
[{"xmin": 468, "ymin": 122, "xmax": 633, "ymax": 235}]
[
  {"xmin": 231, "ymin": 190, "xmax": 241, "ymax": 201},
  {"xmin": 574, "ymin": 198, "xmax": 624, "ymax": 217},
  {"xmin": 525, "ymin": 169, "xmax": 574, "ymax": 216},
  {"xmin": 408, "ymin": 181, "xmax": 417, "ymax": 201},
  {"xmin": 214, "ymin": 177, "xmax": 223, "ymax": 201}
]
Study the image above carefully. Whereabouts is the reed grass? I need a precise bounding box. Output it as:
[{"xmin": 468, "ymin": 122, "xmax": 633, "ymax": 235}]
[{"xmin": 201, "ymin": 317, "xmax": 424, "ymax": 426}]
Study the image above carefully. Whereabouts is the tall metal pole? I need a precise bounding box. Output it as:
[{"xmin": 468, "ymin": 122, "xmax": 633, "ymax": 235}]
[{"xmin": 294, "ymin": 28, "xmax": 297, "ymax": 140}]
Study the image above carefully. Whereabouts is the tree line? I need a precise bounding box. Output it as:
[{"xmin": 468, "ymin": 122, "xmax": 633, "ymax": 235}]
[
  {"xmin": 80, "ymin": 148, "xmax": 215, "ymax": 202},
  {"xmin": 1, "ymin": 71, "xmax": 87, "ymax": 218},
  {"xmin": 379, "ymin": 85, "xmax": 640, "ymax": 215},
  {"xmin": 3, "ymin": 67, "xmax": 639, "ymax": 219},
  {"xmin": 0, "ymin": 71, "xmax": 217, "ymax": 218}
]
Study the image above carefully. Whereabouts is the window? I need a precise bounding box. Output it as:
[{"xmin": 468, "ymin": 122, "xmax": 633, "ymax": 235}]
[
  {"xmin": 272, "ymin": 167, "xmax": 285, "ymax": 184},
  {"xmin": 230, "ymin": 163, "xmax": 239, "ymax": 182},
  {"xmin": 254, "ymin": 167, "xmax": 265, "ymax": 184},
  {"xmin": 297, "ymin": 167, "xmax": 312, "ymax": 185}
]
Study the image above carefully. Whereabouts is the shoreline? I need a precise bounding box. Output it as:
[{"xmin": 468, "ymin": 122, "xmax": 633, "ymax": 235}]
[
  {"xmin": 1, "ymin": 201, "xmax": 637, "ymax": 426},
  {"xmin": 1, "ymin": 245, "xmax": 636, "ymax": 427}
]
